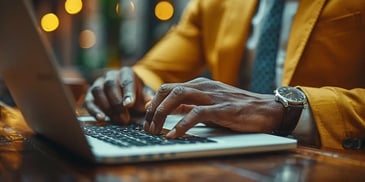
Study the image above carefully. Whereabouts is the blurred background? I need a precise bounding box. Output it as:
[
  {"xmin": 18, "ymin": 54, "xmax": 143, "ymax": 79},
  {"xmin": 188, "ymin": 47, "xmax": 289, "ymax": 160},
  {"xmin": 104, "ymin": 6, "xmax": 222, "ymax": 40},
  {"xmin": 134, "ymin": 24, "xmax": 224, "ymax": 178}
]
[
  {"xmin": 0, "ymin": 0, "xmax": 190, "ymax": 106},
  {"xmin": 32, "ymin": 0, "xmax": 190, "ymax": 81}
]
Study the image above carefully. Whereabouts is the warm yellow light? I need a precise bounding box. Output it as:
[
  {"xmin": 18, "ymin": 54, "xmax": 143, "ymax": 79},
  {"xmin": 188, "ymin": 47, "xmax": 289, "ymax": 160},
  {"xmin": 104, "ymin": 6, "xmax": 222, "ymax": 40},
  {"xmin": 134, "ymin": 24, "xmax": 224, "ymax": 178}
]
[
  {"xmin": 154, "ymin": 1, "xmax": 174, "ymax": 21},
  {"xmin": 79, "ymin": 30, "xmax": 96, "ymax": 49},
  {"xmin": 65, "ymin": 0, "xmax": 83, "ymax": 15},
  {"xmin": 116, "ymin": 3, "xmax": 121, "ymax": 16},
  {"xmin": 41, "ymin": 13, "xmax": 59, "ymax": 32},
  {"xmin": 129, "ymin": 1, "xmax": 135, "ymax": 13}
]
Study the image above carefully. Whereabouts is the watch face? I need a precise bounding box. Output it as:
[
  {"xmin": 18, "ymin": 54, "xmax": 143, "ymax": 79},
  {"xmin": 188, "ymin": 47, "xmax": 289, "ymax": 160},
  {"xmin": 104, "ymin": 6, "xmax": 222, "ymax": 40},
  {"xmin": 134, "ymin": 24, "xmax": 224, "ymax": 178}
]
[{"xmin": 278, "ymin": 87, "xmax": 306, "ymax": 102}]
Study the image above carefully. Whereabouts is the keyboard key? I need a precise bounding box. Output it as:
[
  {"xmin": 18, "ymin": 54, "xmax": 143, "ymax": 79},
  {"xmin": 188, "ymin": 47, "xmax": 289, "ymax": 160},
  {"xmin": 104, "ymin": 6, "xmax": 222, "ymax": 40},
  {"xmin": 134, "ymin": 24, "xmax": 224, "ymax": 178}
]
[{"xmin": 83, "ymin": 123, "xmax": 216, "ymax": 148}]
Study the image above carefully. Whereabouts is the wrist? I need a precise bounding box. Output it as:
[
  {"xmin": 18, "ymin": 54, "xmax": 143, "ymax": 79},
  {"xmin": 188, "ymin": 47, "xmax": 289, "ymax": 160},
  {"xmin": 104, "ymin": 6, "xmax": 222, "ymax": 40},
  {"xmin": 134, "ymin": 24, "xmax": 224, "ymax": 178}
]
[{"xmin": 272, "ymin": 86, "xmax": 307, "ymax": 136}]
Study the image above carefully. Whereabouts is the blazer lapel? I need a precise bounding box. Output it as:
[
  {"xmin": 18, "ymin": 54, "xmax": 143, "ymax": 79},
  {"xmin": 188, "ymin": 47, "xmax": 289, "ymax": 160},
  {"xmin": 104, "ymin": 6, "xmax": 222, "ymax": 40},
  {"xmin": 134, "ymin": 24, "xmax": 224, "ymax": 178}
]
[
  {"xmin": 215, "ymin": 0, "xmax": 258, "ymax": 86},
  {"xmin": 282, "ymin": 0, "xmax": 328, "ymax": 85}
]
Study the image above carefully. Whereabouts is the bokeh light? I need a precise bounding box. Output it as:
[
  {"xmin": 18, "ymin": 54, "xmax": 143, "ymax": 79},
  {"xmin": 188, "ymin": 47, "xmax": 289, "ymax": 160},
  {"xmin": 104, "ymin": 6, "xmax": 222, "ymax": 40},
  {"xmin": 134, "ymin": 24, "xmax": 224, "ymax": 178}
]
[
  {"xmin": 116, "ymin": 3, "xmax": 121, "ymax": 16},
  {"xmin": 129, "ymin": 1, "xmax": 135, "ymax": 14},
  {"xmin": 154, "ymin": 1, "xmax": 174, "ymax": 21},
  {"xmin": 79, "ymin": 30, "xmax": 96, "ymax": 49},
  {"xmin": 41, "ymin": 13, "xmax": 59, "ymax": 32},
  {"xmin": 65, "ymin": 0, "xmax": 83, "ymax": 15}
]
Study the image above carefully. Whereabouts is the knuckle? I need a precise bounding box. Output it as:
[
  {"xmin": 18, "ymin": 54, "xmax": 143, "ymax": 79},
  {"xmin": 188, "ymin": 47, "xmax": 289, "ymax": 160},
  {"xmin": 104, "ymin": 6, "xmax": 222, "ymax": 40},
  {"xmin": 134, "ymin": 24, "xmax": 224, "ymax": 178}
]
[
  {"xmin": 91, "ymin": 86, "xmax": 103, "ymax": 95},
  {"xmin": 155, "ymin": 106, "xmax": 166, "ymax": 116},
  {"xmin": 175, "ymin": 118, "xmax": 195, "ymax": 135},
  {"xmin": 194, "ymin": 77, "xmax": 208, "ymax": 82},
  {"xmin": 104, "ymin": 79, "xmax": 116, "ymax": 88},
  {"xmin": 188, "ymin": 77, "xmax": 206, "ymax": 84},
  {"xmin": 157, "ymin": 84, "xmax": 171, "ymax": 93},
  {"xmin": 178, "ymin": 119, "xmax": 190, "ymax": 128},
  {"xmin": 191, "ymin": 106, "xmax": 204, "ymax": 116},
  {"xmin": 171, "ymin": 86, "xmax": 185, "ymax": 96}
]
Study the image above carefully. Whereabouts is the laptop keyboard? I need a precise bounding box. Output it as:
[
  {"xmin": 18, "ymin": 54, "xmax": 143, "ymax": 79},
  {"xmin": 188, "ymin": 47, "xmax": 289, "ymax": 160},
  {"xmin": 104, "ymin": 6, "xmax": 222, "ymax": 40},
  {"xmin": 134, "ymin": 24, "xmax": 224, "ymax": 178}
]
[{"xmin": 83, "ymin": 123, "xmax": 216, "ymax": 148}]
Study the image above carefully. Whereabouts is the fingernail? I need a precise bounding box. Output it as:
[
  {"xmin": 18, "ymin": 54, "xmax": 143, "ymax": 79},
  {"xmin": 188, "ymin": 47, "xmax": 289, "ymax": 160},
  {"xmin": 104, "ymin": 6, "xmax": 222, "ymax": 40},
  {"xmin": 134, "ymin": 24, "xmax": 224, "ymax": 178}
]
[
  {"xmin": 123, "ymin": 96, "xmax": 132, "ymax": 106},
  {"xmin": 149, "ymin": 122, "xmax": 155, "ymax": 133},
  {"xmin": 143, "ymin": 121, "xmax": 150, "ymax": 131},
  {"xmin": 166, "ymin": 129, "xmax": 176, "ymax": 138},
  {"xmin": 96, "ymin": 113, "xmax": 105, "ymax": 121}
]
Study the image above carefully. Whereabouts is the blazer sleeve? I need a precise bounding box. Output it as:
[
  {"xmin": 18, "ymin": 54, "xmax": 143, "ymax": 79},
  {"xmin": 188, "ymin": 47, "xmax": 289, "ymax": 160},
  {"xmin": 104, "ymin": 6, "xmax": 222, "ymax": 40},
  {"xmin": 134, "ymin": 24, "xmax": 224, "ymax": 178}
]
[
  {"xmin": 300, "ymin": 87, "xmax": 365, "ymax": 149},
  {"xmin": 132, "ymin": 0, "xmax": 206, "ymax": 91}
]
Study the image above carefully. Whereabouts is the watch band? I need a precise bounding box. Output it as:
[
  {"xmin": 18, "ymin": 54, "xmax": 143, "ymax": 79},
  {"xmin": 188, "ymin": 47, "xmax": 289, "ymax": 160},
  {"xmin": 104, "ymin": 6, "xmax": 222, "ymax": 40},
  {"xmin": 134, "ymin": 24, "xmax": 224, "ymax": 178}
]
[{"xmin": 272, "ymin": 104, "xmax": 303, "ymax": 136}]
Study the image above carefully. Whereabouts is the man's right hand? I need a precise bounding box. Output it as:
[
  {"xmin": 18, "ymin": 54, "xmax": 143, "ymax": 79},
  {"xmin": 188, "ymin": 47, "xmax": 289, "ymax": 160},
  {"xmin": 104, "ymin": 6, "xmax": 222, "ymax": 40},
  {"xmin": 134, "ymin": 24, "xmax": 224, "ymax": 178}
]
[{"xmin": 84, "ymin": 67, "xmax": 154, "ymax": 124}]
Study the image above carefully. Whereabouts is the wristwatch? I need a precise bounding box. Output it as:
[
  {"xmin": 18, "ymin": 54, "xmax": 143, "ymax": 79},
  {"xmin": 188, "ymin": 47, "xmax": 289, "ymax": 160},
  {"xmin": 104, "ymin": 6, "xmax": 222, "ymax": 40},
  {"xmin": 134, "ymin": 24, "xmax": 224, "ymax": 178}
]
[{"xmin": 273, "ymin": 86, "xmax": 307, "ymax": 136}]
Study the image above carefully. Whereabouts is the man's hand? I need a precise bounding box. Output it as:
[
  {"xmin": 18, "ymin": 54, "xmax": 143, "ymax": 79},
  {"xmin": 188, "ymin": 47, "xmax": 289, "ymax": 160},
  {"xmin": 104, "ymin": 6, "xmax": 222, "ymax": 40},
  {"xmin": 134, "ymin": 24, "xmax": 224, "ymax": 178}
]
[
  {"xmin": 144, "ymin": 77, "xmax": 284, "ymax": 138},
  {"xmin": 84, "ymin": 67, "xmax": 154, "ymax": 124}
]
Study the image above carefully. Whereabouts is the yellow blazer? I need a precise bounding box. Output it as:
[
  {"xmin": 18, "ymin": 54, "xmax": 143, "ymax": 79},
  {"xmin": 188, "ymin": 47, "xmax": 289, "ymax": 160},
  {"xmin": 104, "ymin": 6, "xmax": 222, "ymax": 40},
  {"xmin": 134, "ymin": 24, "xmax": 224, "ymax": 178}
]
[{"xmin": 133, "ymin": 0, "xmax": 365, "ymax": 149}]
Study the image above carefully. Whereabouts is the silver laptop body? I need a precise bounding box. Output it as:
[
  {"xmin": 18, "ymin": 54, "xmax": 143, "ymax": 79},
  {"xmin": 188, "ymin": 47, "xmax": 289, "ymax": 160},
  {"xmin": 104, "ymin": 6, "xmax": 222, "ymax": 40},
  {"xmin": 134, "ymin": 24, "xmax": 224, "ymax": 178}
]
[{"xmin": 0, "ymin": 0, "xmax": 296, "ymax": 164}]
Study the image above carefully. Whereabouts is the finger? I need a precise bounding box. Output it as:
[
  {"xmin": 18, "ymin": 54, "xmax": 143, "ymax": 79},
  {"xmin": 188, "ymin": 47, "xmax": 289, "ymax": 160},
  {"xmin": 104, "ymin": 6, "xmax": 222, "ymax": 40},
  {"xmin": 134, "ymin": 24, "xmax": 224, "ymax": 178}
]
[
  {"xmin": 143, "ymin": 85, "xmax": 155, "ymax": 103},
  {"xmin": 144, "ymin": 83, "xmax": 176, "ymax": 125},
  {"xmin": 149, "ymin": 86, "xmax": 211, "ymax": 134},
  {"xmin": 132, "ymin": 85, "xmax": 155, "ymax": 113},
  {"xmin": 91, "ymin": 77, "xmax": 111, "ymax": 115},
  {"xmin": 167, "ymin": 102, "xmax": 263, "ymax": 137},
  {"xmin": 119, "ymin": 67, "xmax": 136, "ymax": 107},
  {"xmin": 103, "ymin": 70, "xmax": 123, "ymax": 107},
  {"xmin": 144, "ymin": 82, "xmax": 198, "ymax": 124},
  {"xmin": 171, "ymin": 104, "xmax": 194, "ymax": 114},
  {"xmin": 143, "ymin": 94, "xmax": 153, "ymax": 131},
  {"xmin": 144, "ymin": 100, "xmax": 152, "ymax": 110},
  {"xmin": 166, "ymin": 105, "xmax": 210, "ymax": 138},
  {"xmin": 84, "ymin": 94, "xmax": 106, "ymax": 121},
  {"xmin": 147, "ymin": 85, "xmax": 184, "ymax": 134},
  {"xmin": 103, "ymin": 71, "xmax": 132, "ymax": 124}
]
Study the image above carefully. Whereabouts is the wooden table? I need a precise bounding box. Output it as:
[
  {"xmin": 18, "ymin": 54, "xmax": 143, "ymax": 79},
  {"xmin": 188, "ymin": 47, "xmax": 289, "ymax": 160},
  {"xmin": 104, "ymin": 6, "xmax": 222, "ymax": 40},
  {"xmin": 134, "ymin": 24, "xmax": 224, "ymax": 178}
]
[{"xmin": 0, "ymin": 107, "xmax": 364, "ymax": 182}]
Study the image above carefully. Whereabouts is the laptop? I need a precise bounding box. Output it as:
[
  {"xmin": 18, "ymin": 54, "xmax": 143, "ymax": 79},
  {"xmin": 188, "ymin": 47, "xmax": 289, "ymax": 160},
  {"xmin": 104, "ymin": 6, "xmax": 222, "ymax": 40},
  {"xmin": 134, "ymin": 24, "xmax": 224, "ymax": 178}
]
[{"xmin": 0, "ymin": 0, "xmax": 296, "ymax": 164}]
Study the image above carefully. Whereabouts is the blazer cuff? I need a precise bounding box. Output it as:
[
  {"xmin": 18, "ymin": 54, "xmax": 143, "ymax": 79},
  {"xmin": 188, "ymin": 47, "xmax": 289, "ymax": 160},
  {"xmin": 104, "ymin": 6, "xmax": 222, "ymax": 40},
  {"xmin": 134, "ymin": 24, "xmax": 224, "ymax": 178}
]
[{"xmin": 299, "ymin": 87, "xmax": 345, "ymax": 149}]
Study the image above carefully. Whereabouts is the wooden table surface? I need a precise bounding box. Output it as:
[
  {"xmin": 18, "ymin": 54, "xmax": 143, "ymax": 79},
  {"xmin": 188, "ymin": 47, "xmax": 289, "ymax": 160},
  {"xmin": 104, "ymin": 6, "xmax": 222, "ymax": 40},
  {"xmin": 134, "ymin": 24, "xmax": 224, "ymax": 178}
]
[{"xmin": 0, "ymin": 106, "xmax": 364, "ymax": 182}]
